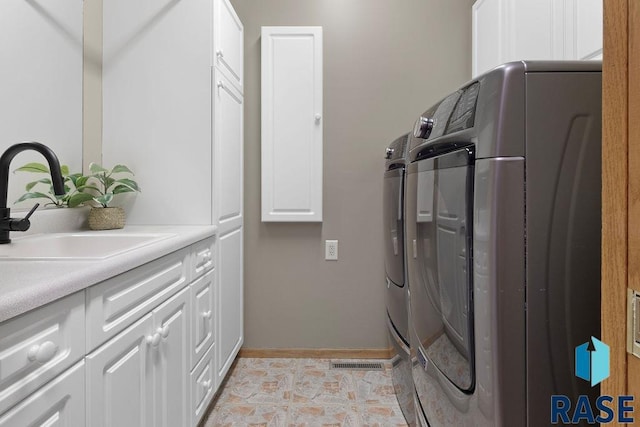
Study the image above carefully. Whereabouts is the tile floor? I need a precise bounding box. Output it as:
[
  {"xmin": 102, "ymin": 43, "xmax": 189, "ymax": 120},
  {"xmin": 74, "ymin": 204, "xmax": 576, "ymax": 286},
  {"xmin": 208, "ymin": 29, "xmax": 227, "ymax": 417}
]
[{"xmin": 202, "ymin": 358, "xmax": 409, "ymax": 427}]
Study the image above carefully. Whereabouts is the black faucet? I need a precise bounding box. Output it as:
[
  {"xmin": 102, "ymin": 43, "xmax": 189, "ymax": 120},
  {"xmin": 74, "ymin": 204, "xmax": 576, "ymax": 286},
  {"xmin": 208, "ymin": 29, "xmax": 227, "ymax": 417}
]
[{"xmin": 0, "ymin": 142, "xmax": 65, "ymax": 244}]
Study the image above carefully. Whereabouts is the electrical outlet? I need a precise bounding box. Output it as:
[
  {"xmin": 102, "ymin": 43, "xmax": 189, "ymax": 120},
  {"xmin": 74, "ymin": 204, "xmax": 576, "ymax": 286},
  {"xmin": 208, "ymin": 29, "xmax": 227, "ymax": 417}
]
[{"xmin": 325, "ymin": 240, "xmax": 338, "ymax": 260}]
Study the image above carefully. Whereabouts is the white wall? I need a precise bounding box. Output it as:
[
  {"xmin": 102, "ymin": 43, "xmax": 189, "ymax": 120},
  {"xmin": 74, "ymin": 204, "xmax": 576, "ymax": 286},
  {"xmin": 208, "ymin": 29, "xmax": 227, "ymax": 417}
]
[{"xmin": 0, "ymin": 0, "xmax": 83, "ymax": 210}]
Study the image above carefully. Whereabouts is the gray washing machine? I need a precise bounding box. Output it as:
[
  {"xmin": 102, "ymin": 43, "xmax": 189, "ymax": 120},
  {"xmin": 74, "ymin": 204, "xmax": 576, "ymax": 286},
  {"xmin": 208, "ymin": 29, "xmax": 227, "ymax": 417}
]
[
  {"xmin": 405, "ymin": 61, "xmax": 602, "ymax": 426},
  {"xmin": 383, "ymin": 133, "xmax": 415, "ymax": 426}
]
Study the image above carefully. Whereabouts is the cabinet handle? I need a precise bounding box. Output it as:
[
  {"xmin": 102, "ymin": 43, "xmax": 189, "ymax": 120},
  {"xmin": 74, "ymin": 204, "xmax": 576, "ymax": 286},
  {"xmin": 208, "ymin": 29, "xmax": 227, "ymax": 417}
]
[
  {"xmin": 216, "ymin": 50, "xmax": 224, "ymax": 59},
  {"xmin": 202, "ymin": 379, "xmax": 212, "ymax": 389},
  {"xmin": 27, "ymin": 341, "xmax": 58, "ymax": 364},
  {"xmin": 159, "ymin": 325, "xmax": 170, "ymax": 339},
  {"xmin": 146, "ymin": 333, "xmax": 161, "ymax": 347},
  {"xmin": 202, "ymin": 310, "xmax": 212, "ymax": 319}
]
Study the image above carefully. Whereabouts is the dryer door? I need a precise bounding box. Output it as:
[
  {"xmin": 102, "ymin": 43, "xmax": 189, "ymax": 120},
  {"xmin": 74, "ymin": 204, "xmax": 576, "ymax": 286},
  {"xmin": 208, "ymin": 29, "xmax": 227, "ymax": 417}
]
[{"xmin": 407, "ymin": 146, "xmax": 475, "ymax": 392}]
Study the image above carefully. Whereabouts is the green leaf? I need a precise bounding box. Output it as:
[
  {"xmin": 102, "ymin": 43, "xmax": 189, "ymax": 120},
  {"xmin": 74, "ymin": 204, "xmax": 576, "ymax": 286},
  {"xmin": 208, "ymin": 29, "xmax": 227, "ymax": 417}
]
[
  {"xmin": 14, "ymin": 163, "xmax": 50, "ymax": 174},
  {"xmin": 68, "ymin": 193, "xmax": 95, "ymax": 208},
  {"xmin": 25, "ymin": 178, "xmax": 51, "ymax": 192},
  {"xmin": 114, "ymin": 178, "xmax": 140, "ymax": 192},
  {"xmin": 111, "ymin": 164, "xmax": 134, "ymax": 175},
  {"xmin": 60, "ymin": 165, "xmax": 70, "ymax": 176},
  {"xmin": 75, "ymin": 175, "xmax": 89, "ymax": 188},
  {"xmin": 89, "ymin": 163, "xmax": 108, "ymax": 174},
  {"xmin": 67, "ymin": 173, "xmax": 82, "ymax": 187},
  {"xmin": 104, "ymin": 176, "xmax": 116, "ymax": 190},
  {"xmin": 77, "ymin": 185, "xmax": 102, "ymax": 194},
  {"xmin": 95, "ymin": 193, "xmax": 114, "ymax": 207},
  {"xmin": 112, "ymin": 184, "xmax": 134, "ymax": 194},
  {"xmin": 14, "ymin": 192, "xmax": 54, "ymax": 204}
]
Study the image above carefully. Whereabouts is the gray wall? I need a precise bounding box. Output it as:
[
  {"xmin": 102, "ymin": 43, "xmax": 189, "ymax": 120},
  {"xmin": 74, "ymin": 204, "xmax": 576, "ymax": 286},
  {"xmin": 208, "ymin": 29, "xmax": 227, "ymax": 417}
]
[{"xmin": 232, "ymin": 0, "xmax": 474, "ymax": 349}]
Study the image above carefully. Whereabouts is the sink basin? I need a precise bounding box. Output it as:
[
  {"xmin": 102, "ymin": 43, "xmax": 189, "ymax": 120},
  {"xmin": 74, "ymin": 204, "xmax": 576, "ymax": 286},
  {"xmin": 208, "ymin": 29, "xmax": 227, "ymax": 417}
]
[{"xmin": 0, "ymin": 232, "xmax": 175, "ymax": 260}]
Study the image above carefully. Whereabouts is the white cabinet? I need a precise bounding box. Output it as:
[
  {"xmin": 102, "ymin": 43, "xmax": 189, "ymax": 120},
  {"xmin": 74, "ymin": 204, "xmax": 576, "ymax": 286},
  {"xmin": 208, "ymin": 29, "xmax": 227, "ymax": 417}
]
[
  {"xmin": 191, "ymin": 270, "xmax": 216, "ymax": 369},
  {"xmin": 217, "ymin": 227, "xmax": 243, "ymax": 383},
  {"xmin": 0, "ymin": 237, "xmax": 226, "ymax": 426},
  {"xmin": 566, "ymin": 0, "xmax": 603, "ymax": 60},
  {"xmin": 152, "ymin": 287, "xmax": 191, "ymax": 427},
  {"xmin": 472, "ymin": 0, "xmax": 603, "ymax": 76},
  {"xmin": 214, "ymin": 0, "xmax": 244, "ymax": 93},
  {"xmin": 86, "ymin": 313, "xmax": 155, "ymax": 427},
  {"xmin": 261, "ymin": 26, "xmax": 323, "ymax": 222},
  {"xmin": 213, "ymin": 68, "xmax": 244, "ymax": 233},
  {"xmin": 190, "ymin": 343, "xmax": 216, "ymax": 427},
  {"xmin": 0, "ymin": 291, "xmax": 84, "ymax": 415},
  {"xmin": 212, "ymin": 0, "xmax": 244, "ymax": 387},
  {"xmin": 86, "ymin": 248, "xmax": 189, "ymax": 350},
  {"xmin": 0, "ymin": 361, "xmax": 85, "ymax": 427}
]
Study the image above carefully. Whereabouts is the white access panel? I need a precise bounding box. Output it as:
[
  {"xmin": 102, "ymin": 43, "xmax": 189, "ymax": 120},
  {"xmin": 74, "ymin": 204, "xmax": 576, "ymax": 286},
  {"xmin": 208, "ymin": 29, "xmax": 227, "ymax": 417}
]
[{"xmin": 261, "ymin": 27, "xmax": 323, "ymax": 222}]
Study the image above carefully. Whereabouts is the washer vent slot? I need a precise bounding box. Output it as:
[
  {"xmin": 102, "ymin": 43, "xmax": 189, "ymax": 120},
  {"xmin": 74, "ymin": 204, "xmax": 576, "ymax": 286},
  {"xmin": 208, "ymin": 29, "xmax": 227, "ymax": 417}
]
[{"xmin": 330, "ymin": 362, "xmax": 384, "ymax": 371}]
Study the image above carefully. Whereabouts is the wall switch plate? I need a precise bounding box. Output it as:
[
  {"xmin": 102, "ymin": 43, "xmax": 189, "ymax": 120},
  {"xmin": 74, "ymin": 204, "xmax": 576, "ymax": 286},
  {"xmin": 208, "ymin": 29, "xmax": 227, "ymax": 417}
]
[{"xmin": 325, "ymin": 240, "xmax": 338, "ymax": 260}]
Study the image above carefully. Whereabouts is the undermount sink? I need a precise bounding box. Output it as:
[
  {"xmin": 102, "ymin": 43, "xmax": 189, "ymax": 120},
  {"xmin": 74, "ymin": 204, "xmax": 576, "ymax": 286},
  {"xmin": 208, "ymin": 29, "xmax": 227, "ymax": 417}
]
[{"xmin": 0, "ymin": 232, "xmax": 175, "ymax": 260}]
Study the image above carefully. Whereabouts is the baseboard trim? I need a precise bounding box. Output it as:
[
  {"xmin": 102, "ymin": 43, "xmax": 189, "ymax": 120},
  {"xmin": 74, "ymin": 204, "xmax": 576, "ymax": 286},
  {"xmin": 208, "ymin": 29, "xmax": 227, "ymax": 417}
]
[{"xmin": 238, "ymin": 347, "xmax": 393, "ymax": 359}]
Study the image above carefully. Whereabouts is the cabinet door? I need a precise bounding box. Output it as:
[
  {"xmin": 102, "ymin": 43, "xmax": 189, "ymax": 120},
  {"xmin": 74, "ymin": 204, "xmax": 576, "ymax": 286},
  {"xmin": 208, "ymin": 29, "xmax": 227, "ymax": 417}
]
[
  {"xmin": 213, "ymin": 0, "xmax": 243, "ymax": 93},
  {"xmin": 0, "ymin": 361, "xmax": 84, "ymax": 427},
  {"xmin": 191, "ymin": 270, "xmax": 216, "ymax": 368},
  {"xmin": 217, "ymin": 227, "xmax": 243, "ymax": 382},
  {"xmin": 213, "ymin": 69, "xmax": 243, "ymax": 234},
  {"xmin": 86, "ymin": 313, "xmax": 154, "ymax": 427},
  {"xmin": 261, "ymin": 26, "xmax": 323, "ymax": 222},
  {"xmin": 571, "ymin": 0, "xmax": 603, "ymax": 59},
  {"xmin": 152, "ymin": 287, "xmax": 191, "ymax": 427},
  {"xmin": 472, "ymin": 0, "xmax": 504, "ymax": 77}
]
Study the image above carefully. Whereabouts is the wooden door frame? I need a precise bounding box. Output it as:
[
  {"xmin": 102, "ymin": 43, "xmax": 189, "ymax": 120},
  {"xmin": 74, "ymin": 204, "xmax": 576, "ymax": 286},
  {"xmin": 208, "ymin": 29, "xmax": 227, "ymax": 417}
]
[{"xmin": 602, "ymin": 0, "xmax": 640, "ymax": 411}]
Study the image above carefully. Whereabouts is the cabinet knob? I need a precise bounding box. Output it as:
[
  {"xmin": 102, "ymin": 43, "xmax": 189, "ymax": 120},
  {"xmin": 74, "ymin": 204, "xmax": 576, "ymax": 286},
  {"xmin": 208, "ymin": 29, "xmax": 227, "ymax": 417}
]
[
  {"xmin": 202, "ymin": 379, "xmax": 212, "ymax": 389},
  {"xmin": 315, "ymin": 114, "xmax": 322, "ymax": 123},
  {"xmin": 146, "ymin": 333, "xmax": 161, "ymax": 347},
  {"xmin": 158, "ymin": 325, "xmax": 170, "ymax": 339},
  {"xmin": 217, "ymin": 81, "xmax": 225, "ymax": 90},
  {"xmin": 27, "ymin": 341, "xmax": 58, "ymax": 364},
  {"xmin": 202, "ymin": 310, "xmax": 212, "ymax": 319},
  {"xmin": 216, "ymin": 50, "xmax": 224, "ymax": 59}
]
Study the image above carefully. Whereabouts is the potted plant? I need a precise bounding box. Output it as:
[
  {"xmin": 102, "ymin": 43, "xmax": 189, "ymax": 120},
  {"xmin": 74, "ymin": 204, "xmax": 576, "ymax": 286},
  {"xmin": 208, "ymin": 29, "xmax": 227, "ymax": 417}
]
[
  {"xmin": 14, "ymin": 162, "xmax": 83, "ymax": 208},
  {"xmin": 78, "ymin": 163, "xmax": 141, "ymax": 230}
]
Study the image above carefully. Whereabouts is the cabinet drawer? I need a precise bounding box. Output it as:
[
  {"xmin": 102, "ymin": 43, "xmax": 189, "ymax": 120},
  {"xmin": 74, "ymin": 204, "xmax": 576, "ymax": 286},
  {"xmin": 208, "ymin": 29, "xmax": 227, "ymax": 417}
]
[
  {"xmin": 0, "ymin": 361, "xmax": 85, "ymax": 426},
  {"xmin": 0, "ymin": 292, "xmax": 84, "ymax": 415},
  {"xmin": 191, "ymin": 270, "xmax": 215, "ymax": 368},
  {"xmin": 190, "ymin": 343, "xmax": 216, "ymax": 427},
  {"xmin": 191, "ymin": 237, "xmax": 215, "ymax": 281},
  {"xmin": 86, "ymin": 248, "xmax": 189, "ymax": 350}
]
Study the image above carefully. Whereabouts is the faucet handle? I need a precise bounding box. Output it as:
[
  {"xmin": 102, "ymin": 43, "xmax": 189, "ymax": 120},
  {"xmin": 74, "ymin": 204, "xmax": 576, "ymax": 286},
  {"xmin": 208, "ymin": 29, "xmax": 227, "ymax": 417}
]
[
  {"xmin": 10, "ymin": 203, "xmax": 39, "ymax": 232},
  {"xmin": 23, "ymin": 203, "xmax": 39, "ymax": 221}
]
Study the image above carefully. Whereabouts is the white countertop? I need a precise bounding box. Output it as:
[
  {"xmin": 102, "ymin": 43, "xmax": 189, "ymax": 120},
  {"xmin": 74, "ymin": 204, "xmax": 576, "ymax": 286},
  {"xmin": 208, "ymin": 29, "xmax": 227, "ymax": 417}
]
[{"xmin": 0, "ymin": 225, "xmax": 216, "ymax": 323}]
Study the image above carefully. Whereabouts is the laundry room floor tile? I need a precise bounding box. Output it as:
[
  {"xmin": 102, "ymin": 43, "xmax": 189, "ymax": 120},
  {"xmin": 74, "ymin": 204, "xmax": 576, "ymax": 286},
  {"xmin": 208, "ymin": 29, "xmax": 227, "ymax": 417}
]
[{"xmin": 202, "ymin": 357, "xmax": 408, "ymax": 427}]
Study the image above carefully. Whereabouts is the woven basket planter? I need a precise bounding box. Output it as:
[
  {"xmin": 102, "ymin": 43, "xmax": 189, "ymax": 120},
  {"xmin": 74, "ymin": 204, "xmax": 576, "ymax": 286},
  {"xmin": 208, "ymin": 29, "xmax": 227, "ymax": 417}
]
[{"xmin": 88, "ymin": 207, "xmax": 126, "ymax": 230}]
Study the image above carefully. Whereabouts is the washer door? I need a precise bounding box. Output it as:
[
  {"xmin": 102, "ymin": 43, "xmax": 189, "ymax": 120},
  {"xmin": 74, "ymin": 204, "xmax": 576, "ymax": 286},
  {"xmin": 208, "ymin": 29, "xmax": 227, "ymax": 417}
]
[
  {"xmin": 407, "ymin": 147, "xmax": 475, "ymax": 392},
  {"xmin": 383, "ymin": 167, "xmax": 405, "ymax": 288}
]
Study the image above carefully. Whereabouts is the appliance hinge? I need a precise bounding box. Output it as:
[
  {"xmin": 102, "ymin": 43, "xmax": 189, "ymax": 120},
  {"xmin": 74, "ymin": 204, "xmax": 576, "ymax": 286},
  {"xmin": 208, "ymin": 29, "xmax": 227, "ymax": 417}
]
[{"xmin": 626, "ymin": 289, "xmax": 640, "ymax": 358}]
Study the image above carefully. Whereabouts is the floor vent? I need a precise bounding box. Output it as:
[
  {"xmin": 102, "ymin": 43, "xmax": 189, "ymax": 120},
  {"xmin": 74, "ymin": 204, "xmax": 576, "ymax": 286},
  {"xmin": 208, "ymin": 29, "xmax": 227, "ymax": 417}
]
[{"xmin": 330, "ymin": 362, "xmax": 384, "ymax": 371}]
